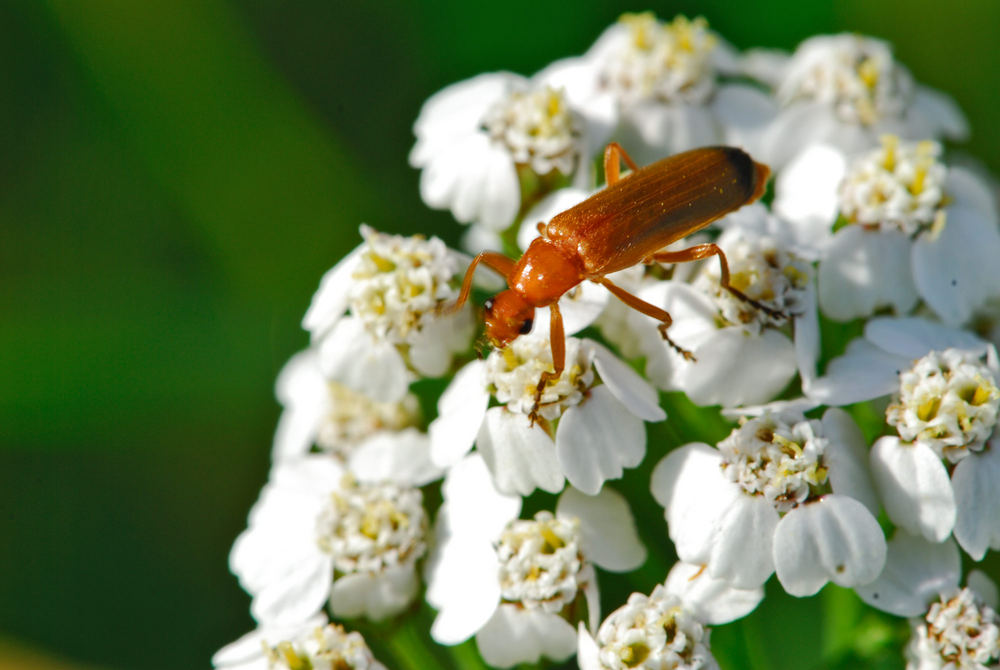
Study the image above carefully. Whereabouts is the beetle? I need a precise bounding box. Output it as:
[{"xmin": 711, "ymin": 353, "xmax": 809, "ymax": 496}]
[{"xmin": 449, "ymin": 142, "xmax": 773, "ymax": 415}]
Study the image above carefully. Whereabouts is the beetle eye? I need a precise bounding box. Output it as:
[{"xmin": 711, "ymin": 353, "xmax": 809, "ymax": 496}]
[
  {"xmin": 518, "ymin": 318, "xmax": 533, "ymax": 335},
  {"xmin": 484, "ymin": 298, "xmax": 494, "ymax": 312}
]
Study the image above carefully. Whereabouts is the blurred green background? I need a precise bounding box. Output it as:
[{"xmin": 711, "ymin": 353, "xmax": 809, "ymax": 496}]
[{"xmin": 1, "ymin": 1, "xmax": 998, "ymax": 668}]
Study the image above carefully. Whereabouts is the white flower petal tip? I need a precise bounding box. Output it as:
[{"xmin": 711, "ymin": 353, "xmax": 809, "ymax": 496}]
[
  {"xmin": 663, "ymin": 562, "xmax": 764, "ymax": 625},
  {"xmin": 475, "ymin": 607, "xmax": 577, "ymax": 668},
  {"xmin": 773, "ymin": 495, "xmax": 887, "ymax": 597},
  {"xmin": 429, "ymin": 360, "xmax": 489, "ymax": 467},
  {"xmin": 855, "ymin": 532, "xmax": 960, "ymax": 617},
  {"xmin": 478, "ymin": 408, "xmax": 564, "ymax": 495},
  {"xmin": 557, "ymin": 486, "xmax": 646, "ymax": 572},
  {"xmin": 592, "ymin": 343, "xmax": 666, "ymax": 422},
  {"xmin": 870, "ymin": 437, "xmax": 956, "ymax": 543},
  {"xmin": 953, "ymin": 443, "xmax": 1000, "ymax": 560}
]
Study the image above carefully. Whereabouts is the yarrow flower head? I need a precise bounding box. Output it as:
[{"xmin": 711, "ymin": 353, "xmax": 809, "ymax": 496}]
[
  {"xmin": 303, "ymin": 226, "xmax": 473, "ymax": 402},
  {"xmin": 652, "ymin": 407, "xmax": 885, "ymax": 595},
  {"xmin": 908, "ymin": 587, "xmax": 1000, "ymax": 670},
  {"xmin": 229, "ymin": 457, "xmax": 429, "ymax": 624},
  {"xmin": 886, "ymin": 348, "xmax": 1000, "ymax": 463},
  {"xmin": 578, "ymin": 562, "xmax": 763, "ymax": 670},
  {"xmin": 426, "ymin": 454, "xmax": 646, "ymax": 668},
  {"xmin": 213, "ymin": 616, "xmax": 388, "ymax": 670},
  {"xmin": 430, "ymin": 334, "xmax": 664, "ymax": 495}
]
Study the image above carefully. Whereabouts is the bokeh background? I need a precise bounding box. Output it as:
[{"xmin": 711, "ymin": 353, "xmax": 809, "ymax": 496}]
[{"xmin": 2, "ymin": 1, "xmax": 998, "ymax": 668}]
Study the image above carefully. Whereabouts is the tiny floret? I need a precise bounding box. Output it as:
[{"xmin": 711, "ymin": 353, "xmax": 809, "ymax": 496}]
[
  {"xmin": 778, "ymin": 34, "xmax": 913, "ymax": 126},
  {"xmin": 480, "ymin": 86, "xmax": 582, "ymax": 176},
  {"xmin": 264, "ymin": 623, "xmax": 386, "ymax": 670},
  {"xmin": 595, "ymin": 584, "xmax": 710, "ymax": 670},
  {"xmin": 317, "ymin": 382, "xmax": 421, "ymax": 458},
  {"xmin": 839, "ymin": 136, "xmax": 947, "ymax": 235},
  {"xmin": 907, "ymin": 587, "xmax": 1000, "ymax": 670},
  {"xmin": 600, "ymin": 13, "xmax": 719, "ymax": 106},
  {"xmin": 485, "ymin": 335, "xmax": 594, "ymax": 421},
  {"xmin": 315, "ymin": 477, "xmax": 428, "ymax": 575},
  {"xmin": 350, "ymin": 225, "xmax": 459, "ymax": 342},
  {"xmin": 886, "ymin": 349, "xmax": 1000, "ymax": 463},
  {"xmin": 719, "ymin": 412, "xmax": 830, "ymax": 513},
  {"xmin": 496, "ymin": 511, "xmax": 592, "ymax": 613}
]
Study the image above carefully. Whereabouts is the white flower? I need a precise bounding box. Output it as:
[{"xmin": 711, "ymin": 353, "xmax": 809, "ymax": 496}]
[
  {"xmin": 212, "ymin": 615, "xmax": 387, "ymax": 670},
  {"xmin": 748, "ymin": 34, "xmax": 967, "ymax": 167},
  {"xmin": 429, "ymin": 333, "xmax": 665, "ymax": 495},
  {"xmin": 855, "ymin": 532, "xmax": 1000, "ymax": 670},
  {"xmin": 229, "ymin": 456, "xmax": 428, "ymax": 624},
  {"xmin": 629, "ymin": 213, "xmax": 820, "ymax": 408},
  {"xmin": 425, "ymin": 454, "xmax": 646, "ymax": 668},
  {"xmin": 410, "ymin": 70, "xmax": 605, "ymax": 238},
  {"xmin": 302, "ymin": 225, "xmax": 474, "ymax": 402},
  {"xmin": 777, "ymin": 137, "xmax": 1000, "ymax": 325},
  {"xmin": 577, "ymin": 561, "xmax": 763, "ymax": 670},
  {"xmin": 542, "ymin": 13, "xmax": 776, "ymax": 166},
  {"xmin": 867, "ymin": 346, "xmax": 1000, "ymax": 558},
  {"xmin": 272, "ymin": 349, "xmax": 440, "ymax": 485},
  {"xmin": 651, "ymin": 407, "xmax": 885, "ymax": 595}
]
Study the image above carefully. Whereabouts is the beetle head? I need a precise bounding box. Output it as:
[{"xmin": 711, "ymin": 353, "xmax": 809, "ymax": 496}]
[{"xmin": 483, "ymin": 290, "xmax": 535, "ymax": 348}]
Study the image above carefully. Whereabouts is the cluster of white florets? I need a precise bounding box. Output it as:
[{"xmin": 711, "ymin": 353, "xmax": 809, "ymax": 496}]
[
  {"xmin": 349, "ymin": 226, "xmax": 459, "ymax": 342},
  {"xmin": 839, "ymin": 136, "xmax": 947, "ymax": 234},
  {"xmin": 218, "ymin": 11, "xmax": 1000, "ymax": 670},
  {"xmin": 719, "ymin": 413, "xmax": 829, "ymax": 513},
  {"xmin": 777, "ymin": 34, "xmax": 913, "ymax": 126},
  {"xmin": 907, "ymin": 588, "xmax": 1000, "ymax": 670},
  {"xmin": 886, "ymin": 349, "xmax": 1000, "ymax": 462},
  {"xmin": 598, "ymin": 13, "xmax": 719, "ymax": 106},
  {"xmin": 480, "ymin": 86, "xmax": 581, "ymax": 176},
  {"xmin": 594, "ymin": 585, "xmax": 710, "ymax": 670},
  {"xmin": 484, "ymin": 335, "xmax": 594, "ymax": 420},
  {"xmin": 314, "ymin": 478, "xmax": 427, "ymax": 575},
  {"xmin": 495, "ymin": 512, "xmax": 591, "ymax": 612}
]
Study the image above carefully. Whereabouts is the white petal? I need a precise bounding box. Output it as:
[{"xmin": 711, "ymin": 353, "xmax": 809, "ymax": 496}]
[
  {"xmin": 651, "ymin": 445, "xmax": 776, "ymax": 587},
  {"xmin": 251, "ymin": 554, "xmax": 334, "ymax": 625},
  {"xmin": 212, "ymin": 615, "xmax": 328, "ymax": 668},
  {"xmin": 711, "ymin": 83, "xmax": 778, "ymax": 156},
  {"xmin": 773, "ymin": 144, "xmax": 845, "ymax": 246},
  {"xmin": 864, "ymin": 315, "xmax": 988, "ymax": 359},
  {"xmin": 427, "ymin": 538, "xmax": 502, "ymax": 645},
  {"xmin": 952, "ymin": 444, "xmax": 1000, "ymax": 560},
  {"xmin": 794, "ymin": 286, "xmax": 822, "ymax": 393},
  {"xmin": 773, "ymin": 496, "xmax": 887, "ymax": 597},
  {"xmin": 822, "ymin": 408, "xmax": 879, "ymax": 516},
  {"xmin": 349, "ymin": 428, "xmax": 442, "ymax": 487},
  {"xmin": 678, "ymin": 328, "xmax": 798, "ymax": 408},
  {"xmin": 429, "ymin": 360, "xmax": 489, "ymax": 467},
  {"xmin": 577, "ymin": 625, "xmax": 602, "ymax": 670},
  {"xmin": 946, "ymin": 166, "xmax": 998, "ymax": 224},
  {"xmin": 592, "ymin": 342, "xmax": 665, "ymax": 422},
  {"xmin": 819, "ymin": 226, "xmax": 918, "ymax": 321},
  {"xmin": 557, "ymin": 486, "xmax": 646, "ymax": 572},
  {"xmin": 317, "ymin": 317, "xmax": 410, "ymax": 402},
  {"xmin": 478, "ymin": 408, "xmax": 564, "ymax": 495},
  {"xmin": 638, "ymin": 282, "xmax": 718, "ymax": 390},
  {"xmin": 806, "ymin": 336, "xmax": 907, "ymax": 406},
  {"xmin": 272, "ymin": 349, "xmax": 328, "ymax": 461},
  {"xmin": 476, "ymin": 606, "xmax": 577, "ymax": 668},
  {"xmin": 663, "ymin": 561, "xmax": 764, "ymax": 625},
  {"xmin": 302, "ymin": 245, "xmax": 363, "ymax": 339},
  {"xmin": 968, "ymin": 570, "xmax": 1000, "ymax": 609},
  {"xmin": 439, "ymin": 453, "xmax": 521, "ymax": 539},
  {"xmin": 855, "ymin": 531, "xmax": 960, "ymax": 616},
  {"xmin": 870, "ymin": 437, "xmax": 956, "ymax": 542},
  {"xmin": 409, "ymin": 308, "xmax": 474, "ymax": 377},
  {"xmin": 911, "ymin": 86, "xmax": 969, "ymax": 141},
  {"xmin": 412, "ymin": 73, "xmax": 519, "ymax": 148},
  {"xmin": 329, "ymin": 563, "xmax": 418, "ymax": 621},
  {"xmin": 557, "ymin": 386, "xmax": 645, "ymax": 494},
  {"xmin": 912, "ymin": 204, "xmax": 1000, "ymax": 326},
  {"xmin": 617, "ymin": 103, "xmax": 719, "ymax": 166}
]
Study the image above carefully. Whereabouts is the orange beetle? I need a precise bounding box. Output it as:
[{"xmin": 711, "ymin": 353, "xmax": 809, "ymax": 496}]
[{"xmin": 450, "ymin": 143, "xmax": 772, "ymax": 410}]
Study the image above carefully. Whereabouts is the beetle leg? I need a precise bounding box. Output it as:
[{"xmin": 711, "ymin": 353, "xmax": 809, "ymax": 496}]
[
  {"xmin": 648, "ymin": 244, "xmax": 785, "ymax": 319},
  {"xmin": 531, "ymin": 302, "xmax": 565, "ymax": 424},
  {"xmin": 445, "ymin": 251, "xmax": 516, "ymax": 314},
  {"xmin": 596, "ymin": 278, "xmax": 696, "ymax": 362},
  {"xmin": 603, "ymin": 142, "xmax": 640, "ymax": 186}
]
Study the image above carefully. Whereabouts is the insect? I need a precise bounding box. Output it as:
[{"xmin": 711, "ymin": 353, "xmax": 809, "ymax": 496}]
[{"xmin": 449, "ymin": 143, "xmax": 773, "ymax": 416}]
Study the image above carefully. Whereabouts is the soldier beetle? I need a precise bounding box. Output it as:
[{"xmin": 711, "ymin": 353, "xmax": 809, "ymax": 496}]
[{"xmin": 449, "ymin": 143, "xmax": 773, "ymax": 416}]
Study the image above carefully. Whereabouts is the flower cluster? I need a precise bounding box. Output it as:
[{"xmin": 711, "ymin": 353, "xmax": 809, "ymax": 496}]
[{"xmin": 218, "ymin": 13, "xmax": 1000, "ymax": 670}]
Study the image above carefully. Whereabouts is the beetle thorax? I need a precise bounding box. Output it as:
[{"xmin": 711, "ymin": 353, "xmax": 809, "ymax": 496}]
[{"xmin": 509, "ymin": 237, "xmax": 584, "ymax": 307}]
